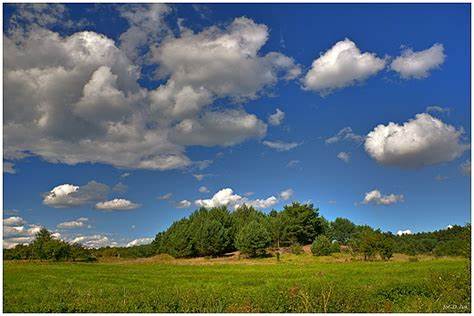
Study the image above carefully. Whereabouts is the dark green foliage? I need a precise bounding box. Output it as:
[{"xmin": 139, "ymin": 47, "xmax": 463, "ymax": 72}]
[
  {"xmin": 378, "ymin": 235, "xmax": 394, "ymax": 261},
  {"xmin": 329, "ymin": 217, "xmax": 357, "ymax": 244},
  {"xmin": 154, "ymin": 218, "xmax": 196, "ymax": 258},
  {"xmin": 31, "ymin": 228, "xmax": 54, "ymax": 259},
  {"xmin": 311, "ymin": 235, "xmax": 331, "ymax": 256},
  {"xmin": 280, "ymin": 202, "xmax": 323, "ymax": 245},
  {"xmin": 268, "ymin": 210, "xmax": 284, "ymax": 248},
  {"xmin": 4, "ymin": 228, "xmax": 93, "ymax": 262},
  {"xmin": 355, "ymin": 227, "xmax": 379, "ymax": 260},
  {"xmin": 434, "ymin": 240, "xmax": 468, "ymax": 257},
  {"xmin": 152, "ymin": 203, "xmax": 470, "ymax": 259},
  {"xmin": 330, "ymin": 241, "xmax": 341, "ymax": 253},
  {"xmin": 235, "ymin": 220, "xmax": 271, "ymax": 257},
  {"xmin": 92, "ymin": 244, "xmax": 155, "ymax": 260},
  {"xmin": 154, "ymin": 207, "xmax": 234, "ymax": 258},
  {"xmin": 392, "ymin": 224, "xmax": 471, "ymax": 257}
]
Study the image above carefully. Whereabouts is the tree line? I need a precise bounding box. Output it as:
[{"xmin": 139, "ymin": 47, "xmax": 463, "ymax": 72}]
[
  {"xmin": 4, "ymin": 202, "xmax": 471, "ymax": 261},
  {"xmin": 152, "ymin": 202, "xmax": 470, "ymax": 260}
]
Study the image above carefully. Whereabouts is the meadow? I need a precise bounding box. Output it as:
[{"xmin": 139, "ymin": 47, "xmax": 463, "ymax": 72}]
[{"xmin": 3, "ymin": 254, "xmax": 471, "ymax": 313}]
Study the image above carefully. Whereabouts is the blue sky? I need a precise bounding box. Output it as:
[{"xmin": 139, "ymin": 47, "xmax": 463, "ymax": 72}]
[{"xmin": 3, "ymin": 3, "xmax": 471, "ymax": 248}]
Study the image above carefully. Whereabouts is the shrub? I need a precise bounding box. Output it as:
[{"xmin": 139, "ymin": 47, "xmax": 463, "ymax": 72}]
[
  {"xmin": 290, "ymin": 244, "xmax": 304, "ymax": 255},
  {"xmin": 433, "ymin": 240, "xmax": 467, "ymax": 257},
  {"xmin": 236, "ymin": 220, "xmax": 271, "ymax": 257},
  {"xmin": 330, "ymin": 241, "xmax": 341, "ymax": 253},
  {"xmin": 311, "ymin": 235, "xmax": 331, "ymax": 256}
]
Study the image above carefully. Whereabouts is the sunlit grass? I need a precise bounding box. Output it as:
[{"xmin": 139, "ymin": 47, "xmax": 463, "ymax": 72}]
[{"xmin": 3, "ymin": 254, "xmax": 470, "ymax": 312}]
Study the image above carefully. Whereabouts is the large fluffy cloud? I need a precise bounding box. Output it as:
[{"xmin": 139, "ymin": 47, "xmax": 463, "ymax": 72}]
[
  {"xmin": 365, "ymin": 113, "xmax": 469, "ymax": 168},
  {"xmin": 303, "ymin": 38, "xmax": 386, "ymax": 95},
  {"xmin": 391, "ymin": 44, "xmax": 445, "ymax": 79},
  {"xmin": 195, "ymin": 187, "xmax": 291, "ymax": 210},
  {"xmin": 4, "ymin": 28, "xmax": 190, "ymax": 170},
  {"xmin": 43, "ymin": 181, "xmax": 109, "ymax": 208},
  {"xmin": 118, "ymin": 3, "xmax": 171, "ymax": 62},
  {"xmin": 4, "ymin": 10, "xmax": 298, "ymax": 171},
  {"xmin": 362, "ymin": 189, "xmax": 404, "ymax": 206},
  {"xmin": 151, "ymin": 17, "xmax": 300, "ymax": 104},
  {"xmin": 195, "ymin": 188, "xmax": 243, "ymax": 209}
]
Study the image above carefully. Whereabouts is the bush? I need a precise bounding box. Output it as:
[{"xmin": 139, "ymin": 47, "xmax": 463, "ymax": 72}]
[
  {"xmin": 311, "ymin": 235, "xmax": 331, "ymax": 256},
  {"xmin": 290, "ymin": 244, "xmax": 304, "ymax": 255},
  {"xmin": 236, "ymin": 220, "xmax": 271, "ymax": 257},
  {"xmin": 433, "ymin": 240, "xmax": 467, "ymax": 257},
  {"xmin": 330, "ymin": 241, "xmax": 341, "ymax": 253}
]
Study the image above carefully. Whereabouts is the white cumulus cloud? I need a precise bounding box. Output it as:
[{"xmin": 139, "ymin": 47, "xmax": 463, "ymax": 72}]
[
  {"xmin": 126, "ymin": 237, "xmax": 154, "ymax": 247},
  {"xmin": 396, "ymin": 229, "xmax": 412, "ymax": 236},
  {"xmin": 4, "ymin": 15, "xmax": 299, "ymax": 172},
  {"xmin": 71, "ymin": 234, "xmax": 117, "ymax": 248},
  {"xmin": 3, "ymin": 216, "xmax": 25, "ymax": 226},
  {"xmin": 176, "ymin": 200, "xmax": 192, "ymax": 209},
  {"xmin": 391, "ymin": 43, "xmax": 445, "ymax": 79},
  {"xmin": 43, "ymin": 181, "xmax": 109, "ymax": 208},
  {"xmin": 362, "ymin": 189, "xmax": 404, "ymax": 206},
  {"xmin": 57, "ymin": 217, "xmax": 89, "ymax": 229},
  {"xmin": 365, "ymin": 113, "xmax": 468, "ymax": 168},
  {"xmin": 303, "ymin": 38, "xmax": 386, "ymax": 95},
  {"xmin": 195, "ymin": 187, "xmax": 285, "ymax": 210},
  {"xmin": 3, "ymin": 216, "xmax": 45, "ymax": 249}
]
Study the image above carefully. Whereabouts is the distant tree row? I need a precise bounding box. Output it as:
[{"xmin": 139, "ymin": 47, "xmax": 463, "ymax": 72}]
[
  {"xmin": 152, "ymin": 203, "xmax": 470, "ymax": 259},
  {"xmin": 3, "ymin": 228, "xmax": 96, "ymax": 261},
  {"xmin": 4, "ymin": 228, "xmax": 157, "ymax": 261},
  {"xmin": 4, "ymin": 203, "xmax": 471, "ymax": 261}
]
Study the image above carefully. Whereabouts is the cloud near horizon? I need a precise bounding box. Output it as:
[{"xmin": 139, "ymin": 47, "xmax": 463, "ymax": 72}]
[
  {"xmin": 194, "ymin": 187, "xmax": 293, "ymax": 210},
  {"xmin": 365, "ymin": 113, "xmax": 469, "ymax": 169}
]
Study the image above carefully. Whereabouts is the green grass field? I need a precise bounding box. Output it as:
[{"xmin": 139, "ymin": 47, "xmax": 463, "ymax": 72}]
[{"xmin": 3, "ymin": 254, "xmax": 471, "ymax": 313}]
